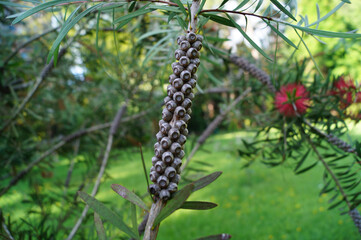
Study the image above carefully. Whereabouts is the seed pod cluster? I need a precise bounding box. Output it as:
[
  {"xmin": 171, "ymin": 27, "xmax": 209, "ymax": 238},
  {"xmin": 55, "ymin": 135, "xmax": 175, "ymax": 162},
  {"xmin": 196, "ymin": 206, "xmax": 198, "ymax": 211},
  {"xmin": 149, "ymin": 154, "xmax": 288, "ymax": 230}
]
[{"xmin": 149, "ymin": 32, "xmax": 202, "ymax": 200}]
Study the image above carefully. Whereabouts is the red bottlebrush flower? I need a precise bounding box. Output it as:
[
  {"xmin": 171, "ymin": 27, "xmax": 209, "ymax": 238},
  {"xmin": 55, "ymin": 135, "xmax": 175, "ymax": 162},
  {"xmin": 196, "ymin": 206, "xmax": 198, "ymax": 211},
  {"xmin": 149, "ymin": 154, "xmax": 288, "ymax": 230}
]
[
  {"xmin": 356, "ymin": 92, "xmax": 361, "ymax": 103},
  {"xmin": 275, "ymin": 83, "xmax": 310, "ymax": 117},
  {"xmin": 331, "ymin": 77, "xmax": 357, "ymax": 109},
  {"xmin": 333, "ymin": 77, "xmax": 356, "ymax": 93}
]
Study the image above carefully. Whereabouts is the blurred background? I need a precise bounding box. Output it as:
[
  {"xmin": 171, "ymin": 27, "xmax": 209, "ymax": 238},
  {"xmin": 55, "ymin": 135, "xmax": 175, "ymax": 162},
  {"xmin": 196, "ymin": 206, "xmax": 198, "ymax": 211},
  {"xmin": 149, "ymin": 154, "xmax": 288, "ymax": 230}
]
[{"xmin": 0, "ymin": 0, "xmax": 361, "ymax": 239}]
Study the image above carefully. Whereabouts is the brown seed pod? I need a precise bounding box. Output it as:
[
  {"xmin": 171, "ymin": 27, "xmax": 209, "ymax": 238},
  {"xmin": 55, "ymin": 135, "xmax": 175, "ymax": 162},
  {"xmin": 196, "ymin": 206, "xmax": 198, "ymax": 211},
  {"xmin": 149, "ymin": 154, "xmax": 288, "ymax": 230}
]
[
  {"xmin": 186, "ymin": 108, "xmax": 192, "ymax": 115},
  {"xmin": 183, "ymin": 114, "xmax": 191, "ymax": 123},
  {"xmin": 168, "ymin": 127, "xmax": 180, "ymax": 140},
  {"xmin": 185, "ymin": 92, "xmax": 195, "ymax": 100},
  {"xmin": 174, "ymin": 49, "xmax": 186, "ymax": 60},
  {"xmin": 162, "ymin": 151, "xmax": 174, "ymax": 165},
  {"xmin": 175, "ymin": 106, "xmax": 186, "ymax": 118},
  {"xmin": 190, "ymin": 58, "xmax": 200, "ymax": 67},
  {"xmin": 173, "ymin": 92, "xmax": 184, "ymax": 104},
  {"xmin": 156, "ymin": 131, "xmax": 164, "ymax": 142},
  {"xmin": 157, "ymin": 175, "xmax": 169, "ymax": 189},
  {"xmin": 192, "ymin": 74, "xmax": 198, "ymax": 80},
  {"xmin": 187, "ymin": 79, "xmax": 197, "ymax": 88},
  {"xmin": 186, "ymin": 32, "xmax": 197, "ymax": 43},
  {"xmin": 169, "ymin": 74, "xmax": 177, "ymax": 84},
  {"xmin": 166, "ymin": 100, "xmax": 177, "ymax": 112},
  {"xmin": 177, "ymin": 35, "xmax": 186, "ymax": 45},
  {"xmin": 149, "ymin": 184, "xmax": 160, "ymax": 195},
  {"xmin": 175, "ymin": 120, "xmax": 187, "ymax": 131},
  {"xmin": 177, "ymin": 134, "xmax": 187, "ymax": 145},
  {"xmin": 180, "ymin": 40, "xmax": 191, "ymax": 51},
  {"xmin": 154, "ymin": 142, "xmax": 160, "ymax": 149},
  {"xmin": 181, "ymin": 128, "xmax": 189, "ymax": 136},
  {"xmin": 180, "ymin": 70, "xmax": 191, "ymax": 81},
  {"xmin": 182, "ymin": 98, "xmax": 192, "ymax": 109},
  {"xmin": 173, "ymin": 65, "xmax": 184, "ymax": 76},
  {"xmin": 160, "ymin": 189, "xmax": 170, "ymax": 200},
  {"xmin": 179, "ymin": 56, "xmax": 190, "ymax": 67},
  {"xmin": 160, "ymin": 137, "xmax": 172, "ymax": 149},
  {"xmin": 170, "ymin": 142, "xmax": 182, "ymax": 155},
  {"xmin": 167, "ymin": 85, "xmax": 176, "ymax": 97},
  {"xmin": 150, "ymin": 171, "xmax": 160, "ymax": 182},
  {"xmin": 170, "ymin": 174, "xmax": 181, "ymax": 184},
  {"xmin": 177, "ymin": 150, "xmax": 185, "ymax": 158},
  {"xmin": 160, "ymin": 122, "xmax": 171, "ymax": 134},
  {"xmin": 167, "ymin": 182, "xmax": 178, "ymax": 193},
  {"xmin": 165, "ymin": 166, "xmax": 177, "ymax": 179},
  {"xmin": 181, "ymin": 84, "xmax": 192, "ymax": 95},
  {"xmin": 172, "ymin": 78, "xmax": 184, "ymax": 90},
  {"xmin": 150, "ymin": 166, "xmax": 155, "ymax": 172},
  {"xmin": 172, "ymin": 157, "xmax": 182, "ymax": 170},
  {"xmin": 155, "ymin": 161, "xmax": 166, "ymax": 174},
  {"xmin": 152, "ymin": 156, "xmax": 160, "ymax": 165},
  {"xmin": 162, "ymin": 108, "xmax": 172, "ymax": 122},
  {"xmin": 187, "ymin": 63, "xmax": 197, "ymax": 74},
  {"xmin": 192, "ymin": 41, "xmax": 202, "ymax": 51},
  {"xmin": 154, "ymin": 146, "xmax": 165, "ymax": 158},
  {"xmin": 196, "ymin": 34, "xmax": 203, "ymax": 42},
  {"xmin": 186, "ymin": 48, "xmax": 199, "ymax": 59}
]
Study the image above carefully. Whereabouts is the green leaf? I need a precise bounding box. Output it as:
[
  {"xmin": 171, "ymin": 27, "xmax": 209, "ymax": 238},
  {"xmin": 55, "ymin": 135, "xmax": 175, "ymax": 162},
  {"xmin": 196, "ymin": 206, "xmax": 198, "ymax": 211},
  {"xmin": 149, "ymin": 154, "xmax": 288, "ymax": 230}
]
[
  {"xmin": 111, "ymin": 184, "xmax": 149, "ymax": 211},
  {"xmin": 78, "ymin": 191, "xmax": 138, "ymax": 239},
  {"xmin": 153, "ymin": 183, "xmax": 194, "ymax": 226},
  {"xmin": 218, "ymin": 0, "xmax": 229, "ymax": 9},
  {"xmin": 287, "ymin": 23, "xmax": 361, "ymax": 38},
  {"xmin": 308, "ymin": 2, "xmax": 345, "ymax": 27},
  {"xmin": 149, "ymin": 5, "xmax": 182, "ymax": 13},
  {"xmin": 114, "ymin": 4, "xmax": 154, "ymax": 24},
  {"xmin": 202, "ymin": 13, "xmax": 235, "ymax": 28},
  {"xmin": 137, "ymin": 29, "xmax": 176, "ymax": 42},
  {"xmin": 142, "ymin": 34, "xmax": 172, "ymax": 65},
  {"xmin": 47, "ymin": 4, "xmax": 103, "ymax": 63},
  {"xmin": 294, "ymin": 148, "xmax": 311, "ymax": 172},
  {"xmin": 192, "ymin": 171, "xmax": 222, "ymax": 192},
  {"xmin": 269, "ymin": 0, "xmax": 297, "ymax": 21},
  {"xmin": 96, "ymin": 10, "xmax": 101, "ymax": 50},
  {"xmin": 254, "ymin": 0, "xmax": 263, "ymax": 13},
  {"xmin": 176, "ymin": 15, "xmax": 187, "ymax": 29},
  {"xmin": 94, "ymin": 213, "xmax": 107, "ymax": 240},
  {"xmin": 226, "ymin": 14, "xmax": 272, "ymax": 61},
  {"xmin": 196, "ymin": 233, "xmax": 232, "ymax": 240},
  {"xmin": 233, "ymin": 0, "xmax": 250, "ymax": 11},
  {"xmin": 180, "ymin": 201, "xmax": 218, "ymax": 210},
  {"xmin": 199, "ymin": 64, "xmax": 222, "ymax": 85},
  {"xmin": 12, "ymin": 0, "xmax": 75, "ymax": 24},
  {"xmin": 0, "ymin": 1, "xmax": 31, "ymax": 8},
  {"xmin": 173, "ymin": 0, "xmax": 187, "ymax": 17},
  {"xmin": 128, "ymin": 1, "xmax": 136, "ymax": 12},
  {"xmin": 197, "ymin": 0, "xmax": 207, "ymax": 14},
  {"xmin": 263, "ymin": 20, "xmax": 297, "ymax": 49},
  {"xmin": 295, "ymin": 161, "xmax": 318, "ymax": 175},
  {"xmin": 130, "ymin": 203, "xmax": 139, "ymax": 239}
]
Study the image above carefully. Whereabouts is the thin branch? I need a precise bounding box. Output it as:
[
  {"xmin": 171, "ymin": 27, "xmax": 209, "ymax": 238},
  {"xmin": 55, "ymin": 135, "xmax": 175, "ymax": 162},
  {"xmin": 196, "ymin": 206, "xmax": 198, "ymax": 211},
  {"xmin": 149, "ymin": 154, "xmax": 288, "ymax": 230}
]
[
  {"xmin": 66, "ymin": 104, "xmax": 128, "ymax": 240},
  {"xmin": 143, "ymin": 200, "xmax": 166, "ymax": 240},
  {"xmin": 64, "ymin": 139, "xmax": 81, "ymax": 188},
  {"xmin": 188, "ymin": 0, "xmax": 200, "ymax": 32},
  {"xmin": 200, "ymin": 9, "xmax": 274, "ymax": 21},
  {"xmin": 181, "ymin": 87, "xmax": 251, "ymax": 172}
]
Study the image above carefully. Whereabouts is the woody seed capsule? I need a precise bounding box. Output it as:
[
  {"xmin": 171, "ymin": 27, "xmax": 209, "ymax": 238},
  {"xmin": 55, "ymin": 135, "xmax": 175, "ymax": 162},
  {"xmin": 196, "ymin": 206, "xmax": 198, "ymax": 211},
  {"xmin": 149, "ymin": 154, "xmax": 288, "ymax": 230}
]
[
  {"xmin": 155, "ymin": 161, "xmax": 166, "ymax": 174},
  {"xmin": 180, "ymin": 41, "xmax": 191, "ymax": 51},
  {"xmin": 167, "ymin": 182, "xmax": 178, "ymax": 193},
  {"xmin": 187, "ymin": 108, "xmax": 192, "ymax": 115},
  {"xmin": 173, "ymin": 92, "xmax": 184, "ymax": 104},
  {"xmin": 163, "ymin": 96, "xmax": 172, "ymax": 104},
  {"xmin": 152, "ymin": 156, "xmax": 160, "ymax": 165},
  {"xmin": 177, "ymin": 35, "xmax": 186, "ymax": 45},
  {"xmin": 182, "ymin": 98, "xmax": 192, "ymax": 109},
  {"xmin": 192, "ymin": 41, "xmax": 202, "ymax": 51},
  {"xmin": 160, "ymin": 122, "xmax": 171, "ymax": 134},
  {"xmin": 179, "ymin": 56, "xmax": 190, "ymax": 67},
  {"xmin": 172, "ymin": 157, "xmax": 182, "ymax": 170},
  {"xmin": 170, "ymin": 142, "xmax": 182, "ymax": 155},
  {"xmin": 170, "ymin": 174, "xmax": 181, "ymax": 184},
  {"xmin": 187, "ymin": 48, "xmax": 199, "ymax": 59},
  {"xmin": 162, "ymin": 108, "xmax": 172, "ymax": 122},
  {"xmin": 181, "ymin": 84, "xmax": 192, "ymax": 95},
  {"xmin": 175, "ymin": 120, "xmax": 186, "ymax": 131},
  {"xmin": 154, "ymin": 147, "xmax": 165, "ymax": 158},
  {"xmin": 186, "ymin": 92, "xmax": 194, "ymax": 100},
  {"xmin": 180, "ymin": 70, "xmax": 191, "ymax": 81},
  {"xmin": 181, "ymin": 128, "xmax": 189, "ymax": 136},
  {"xmin": 149, "ymin": 184, "xmax": 160, "ymax": 195},
  {"xmin": 167, "ymin": 85, "xmax": 176, "ymax": 97},
  {"xmin": 157, "ymin": 175, "xmax": 169, "ymax": 189},
  {"xmin": 173, "ymin": 65, "xmax": 184, "ymax": 76},
  {"xmin": 160, "ymin": 137, "xmax": 172, "ymax": 149},
  {"xmin": 183, "ymin": 114, "xmax": 191, "ymax": 123},
  {"xmin": 154, "ymin": 142, "xmax": 160, "ymax": 149},
  {"xmin": 187, "ymin": 63, "xmax": 197, "ymax": 74},
  {"xmin": 188, "ymin": 79, "xmax": 197, "ymax": 88},
  {"xmin": 196, "ymin": 34, "xmax": 203, "ymax": 42},
  {"xmin": 177, "ymin": 134, "xmax": 187, "ymax": 145},
  {"xmin": 177, "ymin": 150, "xmax": 185, "ymax": 158},
  {"xmin": 162, "ymin": 151, "xmax": 174, "ymax": 165},
  {"xmin": 160, "ymin": 189, "xmax": 170, "ymax": 200},
  {"xmin": 190, "ymin": 58, "xmax": 200, "ymax": 67},
  {"xmin": 169, "ymin": 74, "xmax": 177, "ymax": 84},
  {"xmin": 150, "ymin": 171, "xmax": 160, "ymax": 182},
  {"xmin": 186, "ymin": 32, "xmax": 197, "ymax": 43},
  {"xmin": 165, "ymin": 166, "xmax": 177, "ymax": 179},
  {"xmin": 172, "ymin": 78, "xmax": 184, "ymax": 90},
  {"xmin": 168, "ymin": 128, "xmax": 180, "ymax": 140},
  {"xmin": 166, "ymin": 100, "xmax": 177, "ymax": 112},
  {"xmin": 156, "ymin": 131, "xmax": 164, "ymax": 142},
  {"xmin": 175, "ymin": 106, "xmax": 186, "ymax": 118},
  {"xmin": 174, "ymin": 49, "xmax": 186, "ymax": 60}
]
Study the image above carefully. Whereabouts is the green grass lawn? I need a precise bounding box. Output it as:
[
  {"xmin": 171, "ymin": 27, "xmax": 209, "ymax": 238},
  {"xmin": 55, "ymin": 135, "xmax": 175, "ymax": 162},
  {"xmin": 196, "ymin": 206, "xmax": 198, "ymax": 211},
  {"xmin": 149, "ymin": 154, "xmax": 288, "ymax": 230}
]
[{"xmin": 1, "ymin": 123, "xmax": 361, "ymax": 239}]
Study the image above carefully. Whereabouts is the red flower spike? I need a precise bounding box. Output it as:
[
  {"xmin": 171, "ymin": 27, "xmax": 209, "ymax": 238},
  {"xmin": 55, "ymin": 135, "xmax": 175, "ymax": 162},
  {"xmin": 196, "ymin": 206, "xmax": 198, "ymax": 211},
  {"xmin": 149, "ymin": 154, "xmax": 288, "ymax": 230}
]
[{"xmin": 275, "ymin": 83, "xmax": 310, "ymax": 117}]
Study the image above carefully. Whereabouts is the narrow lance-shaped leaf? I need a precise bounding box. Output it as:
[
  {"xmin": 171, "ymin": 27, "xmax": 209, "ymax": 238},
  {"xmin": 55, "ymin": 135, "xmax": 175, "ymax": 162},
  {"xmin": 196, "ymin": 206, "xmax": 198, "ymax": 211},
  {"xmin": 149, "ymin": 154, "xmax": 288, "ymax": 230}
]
[
  {"xmin": 111, "ymin": 184, "xmax": 149, "ymax": 211},
  {"xmin": 153, "ymin": 183, "xmax": 194, "ymax": 226},
  {"xmin": 294, "ymin": 148, "xmax": 311, "ymax": 172},
  {"xmin": 308, "ymin": 2, "xmax": 346, "ymax": 27},
  {"xmin": 295, "ymin": 161, "xmax": 318, "ymax": 175},
  {"xmin": 192, "ymin": 171, "xmax": 222, "ymax": 192},
  {"xmin": 94, "ymin": 213, "xmax": 107, "ymax": 240},
  {"xmin": 262, "ymin": 20, "xmax": 297, "ymax": 49},
  {"xmin": 269, "ymin": 0, "xmax": 297, "ymax": 21},
  {"xmin": 114, "ymin": 4, "xmax": 154, "ymax": 24},
  {"xmin": 180, "ymin": 201, "xmax": 218, "ymax": 210},
  {"xmin": 226, "ymin": 14, "xmax": 272, "ymax": 61},
  {"xmin": 78, "ymin": 191, "xmax": 138, "ymax": 239},
  {"xmin": 233, "ymin": 0, "xmax": 250, "ymax": 11},
  {"xmin": 173, "ymin": 0, "xmax": 187, "ymax": 17},
  {"xmin": 287, "ymin": 23, "xmax": 361, "ymax": 38}
]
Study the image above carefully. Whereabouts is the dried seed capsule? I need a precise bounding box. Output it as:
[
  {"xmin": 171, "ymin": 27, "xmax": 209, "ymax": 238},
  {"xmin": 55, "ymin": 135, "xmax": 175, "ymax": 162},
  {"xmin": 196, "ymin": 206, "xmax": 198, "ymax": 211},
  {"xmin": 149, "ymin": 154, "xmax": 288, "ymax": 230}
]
[
  {"xmin": 175, "ymin": 106, "xmax": 186, "ymax": 118},
  {"xmin": 190, "ymin": 58, "xmax": 200, "ymax": 67},
  {"xmin": 160, "ymin": 189, "xmax": 170, "ymax": 200},
  {"xmin": 179, "ymin": 56, "xmax": 190, "ymax": 67},
  {"xmin": 155, "ymin": 161, "xmax": 166, "ymax": 174},
  {"xmin": 174, "ymin": 49, "xmax": 186, "ymax": 60},
  {"xmin": 162, "ymin": 151, "xmax": 174, "ymax": 165},
  {"xmin": 150, "ymin": 166, "xmax": 155, "ymax": 172},
  {"xmin": 149, "ymin": 184, "xmax": 160, "ymax": 195},
  {"xmin": 196, "ymin": 34, "xmax": 203, "ymax": 42},
  {"xmin": 171, "ymin": 62, "xmax": 179, "ymax": 69},
  {"xmin": 173, "ymin": 92, "xmax": 184, "ymax": 104},
  {"xmin": 170, "ymin": 142, "xmax": 182, "ymax": 155},
  {"xmin": 170, "ymin": 174, "xmax": 181, "ymax": 184},
  {"xmin": 167, "ymin": 182, "xmax": 178, "ymax": 193},
  {"xmin": 192, "ymin": 41, "xmax": 202, "ymax": 51},
  {"xmin": 177, "ymin": 150, "xmax": 185, "ymax": 158},
  {"xmin": 168, "ymin": 128, "xmax": 180, "ymax": 140},
  {"xmin": 187, "ymin": 63, "xmax": 197, "ymax": 74},
  {"xmin": 164, "ymin": 96, "xmax": 172, "ymax": 104},
  {"xmin": 152, "ymin": 156, "xmax": 160, "ymax": 165},
  {"xmin": 173, "ymin": 65, "xmax": 184, "ymax": 76},
  {"xmin": 172, "ymin": 157, "xmax": 182, "ymax": 169},
  {"xmin": 181, "ymin": 128, "xmax": 189, "ymax": 136},
  {"xmin": 165, "ymin": 166, "xmax": 177, "ymax": 179},
  {"xmin": 175, "ymin": 120, "xmax": 186, "ymax": 131},
  {"xmin": 156, "ymin": 131, "xmax": 164, "ymax": 142},
  {"xmin": 192, "ymin": 74, "xmax": 198, "ymax": 80},
  {"xmin": 183, "ymin": 114, "xmax": 191, "ymax": 123},
  {"xmin": 166, "ymin": 100, "xmax": 177, "ymax": 112},
  {"xmin": 180, "ymin": 70, "xmax": 191, "ymax": 81},
  {"xmin": 154, "ymin": 147, "xmax": 165, "ymax": 158},
  {"xmin": 182, "ymin": 98, "xmax": 192, "ymax": 109},
  {"xmin": 160, "ymin": 137, "xmax": 172, "ymax": 149},
  {"xmin": 177, "ymin": 35, "xmax": 186, "ymax": 45},
  {"xmin": 180, "ymin": 40, "xmax": 191, "ymax": 51},
  {"xmin": 167, "ymin": 85, "xmax": 176, "ymax": 97},
  {"xmin": 186, "ymin": 92, "xmax": 194, "ymax": 100},
  {"xmin": 172, "ymin": 78, "xmax": 184, "ymax": 90},
  {"xmin": 169, "ymin": 74, "xmax": 177, "ymax": 84},
  {"xmin": 177, "ymin": 134, "xmax": 187, "ymax": 145},
  {"xmin": 154, "ymin": 142, "xmax": 160, "ymax": 149},
  {"xmin": 187, "ymin": 108, "xmax": 192, "ymax": 115},
  {"xmin": 187, "ymin": 48, "xmax": 199, "ymax": 59},
  {"xmin": 157, "ymin": 175, "xmax": 169, "ymax": 189},
  {"xmin": 188, "ymin": 79, "xmax": 197, "ymax": 88},
  {"xmin": 160, "ymin": 122, "xmax": 171, "ymax": 134},
  {"xmin": 158, "ymin": 119, "xmax": 165, "ymax": 128},
  {"xmin": 181, "ymin": 84, "xmax": 192, "ymax": 95},
  {"xmin": 186, "ymin": 32, "xmax": 197, "ymax": 43},
  {"xmin": 150, "ymin": 171, "xmax": 160, "ymax": 182},
  {"xmin": 162, "ymin": 108, "xmax": 172, "ymax": 122}
]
